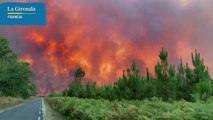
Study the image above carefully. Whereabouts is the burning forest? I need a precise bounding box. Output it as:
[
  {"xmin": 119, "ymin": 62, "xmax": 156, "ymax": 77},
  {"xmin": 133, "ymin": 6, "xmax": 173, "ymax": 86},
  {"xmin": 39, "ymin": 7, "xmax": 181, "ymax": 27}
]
[{"xmin": 0, "ymin": 0, "xmax": 213, "ymax": 95}]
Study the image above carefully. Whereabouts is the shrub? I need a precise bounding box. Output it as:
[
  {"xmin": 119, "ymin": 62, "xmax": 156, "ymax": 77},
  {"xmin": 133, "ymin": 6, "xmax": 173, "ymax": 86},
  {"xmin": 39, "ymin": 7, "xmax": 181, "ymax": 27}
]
[{"xmin": 46, "ymin": 97, "xmax": 213, "ymax": 120}]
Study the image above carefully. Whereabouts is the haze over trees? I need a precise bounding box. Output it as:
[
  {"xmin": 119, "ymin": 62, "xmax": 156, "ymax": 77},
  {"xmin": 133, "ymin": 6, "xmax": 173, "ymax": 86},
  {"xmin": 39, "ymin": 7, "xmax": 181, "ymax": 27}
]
[
  {"xmin": 0, "ymin": 37, "xmax": 36, "ymax": 98},
  {"xmin": 55, "ymin": 48, "xmax": 213, "ymax": 102}
]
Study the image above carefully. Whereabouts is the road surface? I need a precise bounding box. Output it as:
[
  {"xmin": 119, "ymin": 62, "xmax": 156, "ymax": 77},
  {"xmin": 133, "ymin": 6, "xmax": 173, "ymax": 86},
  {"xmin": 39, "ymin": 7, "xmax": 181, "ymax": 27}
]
[{"xmin": 0, "ymin": 98, "xmax": 44, "ymax": 120}]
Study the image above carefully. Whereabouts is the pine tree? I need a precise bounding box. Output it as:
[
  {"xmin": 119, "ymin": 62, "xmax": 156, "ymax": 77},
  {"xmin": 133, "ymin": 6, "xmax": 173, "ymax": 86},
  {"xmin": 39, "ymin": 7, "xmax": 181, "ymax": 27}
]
[
  {"xmin": 74, "ymin": 67, "xmax": 85, "ymax": 82},
  {"xmin": 127, "ymin": 60, "xmax": 144, "ymax": 99},
  {"xmin": 176, "ymin": 59, "xmax": 192, "ymax": 100},
  {"xmin": 85, "ymin": 82, "xmax": 97, "ymax": 98},
  {"xmin": 191, "ymin": 50, "xmax": 211, "ymax": 83},
  {"xmin": 191, "ymin": 50, "xmax": 213, "ymax": 101},
  {"xmin": 114, "ymin": 71, "xmax": 131, "ymax": 99},
  {"xmin": 155, "ymin": 48, "xmax": 176, "ymax": 100},
  {"xmin": 67, "ymin": 67, "xmax": 86, "ymax": 98},
  {"xmin": 114, "ymin": 60, "xmax": 145, "ymax": 100},
  {"xmin": 144, "ymin": 68, "xmax": 156, "ymax": 98}
]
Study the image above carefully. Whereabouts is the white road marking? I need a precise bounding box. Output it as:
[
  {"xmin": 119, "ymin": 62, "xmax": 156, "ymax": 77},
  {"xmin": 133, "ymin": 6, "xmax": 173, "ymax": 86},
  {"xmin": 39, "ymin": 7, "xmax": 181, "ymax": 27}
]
[
  {"xmin": 38, "ymin": 116, "xmax": 41, "ymax": 120},
  {"xmin": 0, "ymin": 103, "xmax": 24, "ymax": 114},
  {"xmin": 42, "ymin": 98, "xmax": 45, "ymax": 120},
  {"xmin": 39, "ymin": 111, "xmax": 41, "ymax": 114},
  {"xmin": 0, "ymin": 98, "xmax": 40, "ymax": 115}
]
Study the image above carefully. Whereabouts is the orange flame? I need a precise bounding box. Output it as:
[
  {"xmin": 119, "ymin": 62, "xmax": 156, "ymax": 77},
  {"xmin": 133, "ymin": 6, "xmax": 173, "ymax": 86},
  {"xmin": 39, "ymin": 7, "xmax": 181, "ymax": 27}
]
[{"xmin": 2, "ymin": 0, "xmax": 213, "ymax": 95}]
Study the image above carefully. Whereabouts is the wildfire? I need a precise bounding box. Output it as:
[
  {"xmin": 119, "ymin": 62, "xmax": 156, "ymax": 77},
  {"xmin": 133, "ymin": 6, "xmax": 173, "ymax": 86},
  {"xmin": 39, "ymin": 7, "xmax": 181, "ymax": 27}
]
[
  {"xmin": 20, "ymin": 55, "xmax": 33, "ymax": 65},
  {"xmin": 1, "ymin": 0, "xmax": 213, "ymax": 95}
]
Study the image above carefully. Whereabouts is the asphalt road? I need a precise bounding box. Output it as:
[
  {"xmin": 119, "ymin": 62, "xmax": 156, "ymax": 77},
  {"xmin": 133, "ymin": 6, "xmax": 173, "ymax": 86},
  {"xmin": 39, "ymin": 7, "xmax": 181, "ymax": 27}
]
[{"xmin": 0, "ymin": 98, "xmax": 44, "ymax": 120}]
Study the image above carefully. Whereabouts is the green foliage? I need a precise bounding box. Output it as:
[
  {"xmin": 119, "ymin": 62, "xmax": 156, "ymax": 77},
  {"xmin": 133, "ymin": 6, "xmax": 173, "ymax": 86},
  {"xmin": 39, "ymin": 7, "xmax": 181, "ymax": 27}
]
[
  {"xmin": 155, "ymin": 48, "xmax": 177, "ymax": 100},
  {"xmin": 0, "ymin": 37, "xmax": 36, "ymax": 98},
  {"xmin": 114, "ymin": 71, "xmax": 131, "ymax": 100},
  {"xmin": 194, "ymin": 80, "xmax": 213, "ymax": 101},
  {"xmin": 192, "ymin": 50, "xmax": 211, "ymax": 83},
  {"xmin": 58, "ymin": 48, "xmax": 212, "ymax": 102},
  {"xmin": 74, "ymin": 67, "xmax": 85, "ymax": 81},
  {"xmin": 159, "ymin": 48, "xmax": 168, "ymax": 62},
  {"xmin": 67, "ymin": 79, "xmax": 85, "ymax": 98},
  {"xmin": 49, "ymin": 92, "xmax": 63, "ymax": 97},
  {"xmin": 65, "ymin": 67, "xmax": 87, "ymax": 98},
  {"xmin": 114, "ymin": 60, "xmax": 153, "ymax": 100},
  {"xmin": 190, "ymin": 50, "xmax": 213, "ymax": 101},
  {"xmin": 0, "ymin": 37, "xmax": 17, "ymax": 60},
  {"xmin": 85, "ymin": 82, "xmax": 97, "ymax": 98},
  {"xmin": 101, "ymin": 85, "xmax": 117, "ymax": 100},
  {"xmin": 176, "ymin": 60, "xmax": 193, "ymax": 101},
  {"xmin": 47, "ymin": 97, "xmax": 213, "ymax": 120}
]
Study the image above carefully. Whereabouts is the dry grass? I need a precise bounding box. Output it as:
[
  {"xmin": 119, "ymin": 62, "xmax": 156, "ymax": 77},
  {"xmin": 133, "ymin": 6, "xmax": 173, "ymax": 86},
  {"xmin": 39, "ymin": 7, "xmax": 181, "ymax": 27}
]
[{"xmin": 0, "ymin": 97, "xmax": 23, "ymax": 110}]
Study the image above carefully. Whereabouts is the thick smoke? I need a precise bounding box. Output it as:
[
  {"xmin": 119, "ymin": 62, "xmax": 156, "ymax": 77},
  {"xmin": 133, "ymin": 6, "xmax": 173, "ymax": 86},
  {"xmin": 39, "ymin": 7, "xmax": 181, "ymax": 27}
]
[{"xmin": 0, "ymin": 0, "xmax": 213, "ymax": 95}]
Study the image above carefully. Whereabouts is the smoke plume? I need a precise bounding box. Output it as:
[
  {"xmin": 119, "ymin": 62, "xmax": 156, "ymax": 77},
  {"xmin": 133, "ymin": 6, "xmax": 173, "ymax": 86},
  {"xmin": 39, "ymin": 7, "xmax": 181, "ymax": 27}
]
[{"xmin": 0, "ymin": 0, "xmax": 213, "ymax": 95}]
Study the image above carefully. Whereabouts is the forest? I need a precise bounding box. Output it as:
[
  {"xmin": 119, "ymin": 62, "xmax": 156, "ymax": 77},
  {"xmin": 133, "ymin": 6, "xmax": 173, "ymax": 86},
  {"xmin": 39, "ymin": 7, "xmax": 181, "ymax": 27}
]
[
  {"xmin": 0, "ymin": 37, "xmax": 36, "ymax": 98},
  {"xmin": 50, "ymin": 48, "xmax": 213, "ymax": 102},
  {"xmin": 47, "ymin": 42, "xmax": 213, "ymax": 119},
  {"xmin": 0, "ymin": 36, "xmax": 213, "ymax": 119}
]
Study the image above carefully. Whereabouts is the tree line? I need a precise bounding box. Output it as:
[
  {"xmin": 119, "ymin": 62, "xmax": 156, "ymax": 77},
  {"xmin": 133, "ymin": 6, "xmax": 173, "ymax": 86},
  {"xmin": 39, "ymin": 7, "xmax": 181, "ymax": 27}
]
[
  {"xmin": 50, "ymin": 48, "xmax": 213, "ymax": 102},
  {"xmin": 0, "ymin": 37, "xmax": 36, "ymax": 98}
]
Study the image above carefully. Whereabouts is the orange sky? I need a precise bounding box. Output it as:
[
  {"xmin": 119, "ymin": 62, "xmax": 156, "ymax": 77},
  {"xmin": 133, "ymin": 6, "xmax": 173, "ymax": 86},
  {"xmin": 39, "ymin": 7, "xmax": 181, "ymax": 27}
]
[{"xmin": 0, "ymin": 0, "xmax": 213, "ymax": 95}]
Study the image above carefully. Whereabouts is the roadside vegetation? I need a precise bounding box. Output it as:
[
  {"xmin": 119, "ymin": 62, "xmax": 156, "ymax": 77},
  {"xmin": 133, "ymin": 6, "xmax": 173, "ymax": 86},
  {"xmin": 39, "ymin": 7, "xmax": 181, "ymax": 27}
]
[
  {"xmin": 46, "ymin": 97, "xmax": 213, "ymax": 120},
  {"xmin": 43, "ymin": 99, "xmax": 66, "ymax": 120},
  {"xmin": 0, "ymin": 97, "xmax": 23, "ymax": 110},
  {"xmin": 48, "ymin": 48, "xmax": 213, "ymax": 119},
  {"xmin": 0, "ymin": 37, "xmax": 36, "ymax": 99}
]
